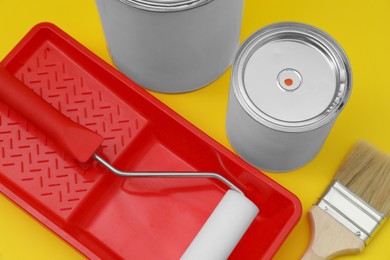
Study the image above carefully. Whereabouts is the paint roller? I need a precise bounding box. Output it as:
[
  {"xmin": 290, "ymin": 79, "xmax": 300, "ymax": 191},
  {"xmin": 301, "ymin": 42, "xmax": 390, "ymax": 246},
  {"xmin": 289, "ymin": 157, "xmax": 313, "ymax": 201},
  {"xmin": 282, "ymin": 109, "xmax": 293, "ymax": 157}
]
[{"xmin": 0, "ymin": 67, "xmax": 259, "ymax": 259}]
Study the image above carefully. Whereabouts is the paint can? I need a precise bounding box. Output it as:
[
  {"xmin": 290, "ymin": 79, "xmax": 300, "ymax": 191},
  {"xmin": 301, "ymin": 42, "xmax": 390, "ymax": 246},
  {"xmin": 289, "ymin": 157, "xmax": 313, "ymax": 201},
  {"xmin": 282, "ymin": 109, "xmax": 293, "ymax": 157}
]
[
  {"xmin": 226, "ymin": 22, "xmax": 352, "ymax": 172},
  {"xmin": 94, "ymin": 0, "xmax": 244, "ymax": 93}
]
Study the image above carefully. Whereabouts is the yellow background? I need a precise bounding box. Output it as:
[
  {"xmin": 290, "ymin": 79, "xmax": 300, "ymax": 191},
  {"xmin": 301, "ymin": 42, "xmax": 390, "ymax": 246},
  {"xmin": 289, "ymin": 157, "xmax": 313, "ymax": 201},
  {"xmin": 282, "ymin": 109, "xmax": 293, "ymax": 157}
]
[{"xmin": 1, "ymin": 0, "xmax": 390, "ymax": 259}]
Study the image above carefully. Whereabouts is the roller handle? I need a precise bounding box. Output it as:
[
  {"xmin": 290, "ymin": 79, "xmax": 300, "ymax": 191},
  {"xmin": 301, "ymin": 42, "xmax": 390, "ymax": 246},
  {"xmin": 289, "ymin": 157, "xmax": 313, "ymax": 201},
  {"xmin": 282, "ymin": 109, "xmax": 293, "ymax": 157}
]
[
  {"xmin": 0, "ymin": 67, "xmax": 103, "ymax": 162},
  {"xmin": 301, "ymin": 206, "xmax": 365, "ymax": 260}
]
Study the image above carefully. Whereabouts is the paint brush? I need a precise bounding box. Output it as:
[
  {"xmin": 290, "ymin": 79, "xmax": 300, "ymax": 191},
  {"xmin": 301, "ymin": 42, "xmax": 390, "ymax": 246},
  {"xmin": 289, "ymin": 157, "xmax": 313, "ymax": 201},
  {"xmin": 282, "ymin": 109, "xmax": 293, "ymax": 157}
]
[{"xmin": 302, "ymin": 141, "xmax": 390, "ymax": 259}]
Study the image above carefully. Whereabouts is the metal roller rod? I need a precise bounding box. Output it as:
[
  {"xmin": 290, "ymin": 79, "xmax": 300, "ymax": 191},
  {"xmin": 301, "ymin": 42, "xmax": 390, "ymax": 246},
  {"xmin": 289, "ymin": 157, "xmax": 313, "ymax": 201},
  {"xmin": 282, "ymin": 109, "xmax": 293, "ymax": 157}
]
[{"xmin": 93, "ymin": 154, "xmax": 243, "ymax": 195}]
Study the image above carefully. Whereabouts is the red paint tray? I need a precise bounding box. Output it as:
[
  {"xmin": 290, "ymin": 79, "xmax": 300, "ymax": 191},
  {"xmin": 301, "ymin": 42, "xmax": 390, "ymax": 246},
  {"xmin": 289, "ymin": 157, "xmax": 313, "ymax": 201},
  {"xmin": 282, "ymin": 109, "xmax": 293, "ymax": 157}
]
[{"xmin": 0, "ymin": 23, "xmax": 301, "ymax": 259}]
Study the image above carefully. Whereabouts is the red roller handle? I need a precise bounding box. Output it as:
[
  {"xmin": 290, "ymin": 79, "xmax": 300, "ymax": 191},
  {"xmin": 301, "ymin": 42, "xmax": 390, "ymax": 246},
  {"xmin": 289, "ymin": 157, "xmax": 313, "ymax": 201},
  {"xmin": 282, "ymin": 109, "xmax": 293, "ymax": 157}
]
[{"xmin": 0, "ymin": 67, "xmax": 103, "ymax": 162}]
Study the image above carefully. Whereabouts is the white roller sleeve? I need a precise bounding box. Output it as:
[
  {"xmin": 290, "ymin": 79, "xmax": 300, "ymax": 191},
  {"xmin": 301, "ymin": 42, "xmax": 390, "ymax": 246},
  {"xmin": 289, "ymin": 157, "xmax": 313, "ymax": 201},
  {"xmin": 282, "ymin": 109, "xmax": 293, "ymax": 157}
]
[{"xmin": 181, "ymin": 190, "xmax": 259, "ymax": 260}]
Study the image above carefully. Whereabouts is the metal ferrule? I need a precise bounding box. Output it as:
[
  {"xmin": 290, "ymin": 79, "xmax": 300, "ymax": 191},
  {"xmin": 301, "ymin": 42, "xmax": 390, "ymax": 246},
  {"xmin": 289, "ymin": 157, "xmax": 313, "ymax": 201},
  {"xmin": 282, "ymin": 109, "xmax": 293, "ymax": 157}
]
[
  {"xmin": 317, "ymin": 181, "xmax": 384, "ymax": 243},
  {"xmin": 118, "ymin": 0, "xmax": 213, "ymax": 12}
]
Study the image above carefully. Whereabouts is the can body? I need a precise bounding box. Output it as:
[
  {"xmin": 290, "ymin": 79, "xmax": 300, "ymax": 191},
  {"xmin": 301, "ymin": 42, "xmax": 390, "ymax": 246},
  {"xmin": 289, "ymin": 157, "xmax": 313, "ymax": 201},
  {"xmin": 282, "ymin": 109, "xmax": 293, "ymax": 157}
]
[
  {"xmin": 226, "ymin": 22, "xmax": 352, "ymax": 172},
  {"xmin": 227, "ymin": 92, "xmax": 336, "ymax": 172},
  {"xmin": 95, "ymin": 0, "xmax": 243, "ymax": 93}
]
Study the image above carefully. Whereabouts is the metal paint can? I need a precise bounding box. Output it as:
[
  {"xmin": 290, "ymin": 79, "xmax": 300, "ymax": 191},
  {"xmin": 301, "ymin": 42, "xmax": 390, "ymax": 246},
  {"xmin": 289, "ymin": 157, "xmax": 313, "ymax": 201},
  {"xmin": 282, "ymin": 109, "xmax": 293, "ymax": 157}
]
[
  {"xmin": 226, "ymin": 22, "xmax": 352, "ymax": 172},
  {"xmin": 94, "ymin": 0, "xmax": 244, "ymax": 93}
]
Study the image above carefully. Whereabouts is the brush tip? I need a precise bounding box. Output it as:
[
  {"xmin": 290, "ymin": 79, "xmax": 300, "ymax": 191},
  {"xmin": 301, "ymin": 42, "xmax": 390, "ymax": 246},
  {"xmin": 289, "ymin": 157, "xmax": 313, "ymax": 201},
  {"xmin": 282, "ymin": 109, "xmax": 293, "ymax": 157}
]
[{"xmin": 335, "ymin": 141, "xmax": 390, "ymax": 216}]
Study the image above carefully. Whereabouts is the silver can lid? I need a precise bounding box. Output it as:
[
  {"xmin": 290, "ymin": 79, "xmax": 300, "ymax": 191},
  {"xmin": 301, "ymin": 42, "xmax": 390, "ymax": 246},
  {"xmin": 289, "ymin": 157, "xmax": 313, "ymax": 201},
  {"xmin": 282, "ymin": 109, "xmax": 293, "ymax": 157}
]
[
  {"xmin": 119, "ymin": 0, "xmax": 212, "ymax": 12},
  {"xmin": 232, "ymin": 22, "xmax": 352, "ymax": 132}
]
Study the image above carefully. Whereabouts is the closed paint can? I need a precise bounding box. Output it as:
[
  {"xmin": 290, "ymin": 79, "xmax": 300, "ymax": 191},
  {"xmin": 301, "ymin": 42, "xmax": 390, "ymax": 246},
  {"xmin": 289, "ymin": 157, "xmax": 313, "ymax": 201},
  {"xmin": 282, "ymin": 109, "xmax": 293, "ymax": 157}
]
[
  {"xmin": 95, "ymin": 0, "xmax": 243, "ymax": 93},
  {"xmin": 226, "ymin": 22, "xmax": 352, "ymax": 172}
]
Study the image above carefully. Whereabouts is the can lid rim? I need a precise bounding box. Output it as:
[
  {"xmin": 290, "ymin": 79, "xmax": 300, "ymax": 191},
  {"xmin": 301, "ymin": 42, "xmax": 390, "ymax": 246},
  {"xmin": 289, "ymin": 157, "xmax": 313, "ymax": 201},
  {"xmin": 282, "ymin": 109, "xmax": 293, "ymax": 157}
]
[
  {"xmin": 232, "ymin": 22, "xmax": 352, "ymax": 133},
  {"xmin": 118, "ymin": 0, "xmax": 213, "ymax": 12}
]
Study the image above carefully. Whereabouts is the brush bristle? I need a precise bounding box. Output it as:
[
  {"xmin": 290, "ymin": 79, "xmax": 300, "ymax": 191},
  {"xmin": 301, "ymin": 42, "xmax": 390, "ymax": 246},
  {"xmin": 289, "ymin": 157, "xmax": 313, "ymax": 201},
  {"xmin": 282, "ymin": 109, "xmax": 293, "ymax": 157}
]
[{"xmin": 335, "ymin": 141, "xmax": 390, "ymax": 216}]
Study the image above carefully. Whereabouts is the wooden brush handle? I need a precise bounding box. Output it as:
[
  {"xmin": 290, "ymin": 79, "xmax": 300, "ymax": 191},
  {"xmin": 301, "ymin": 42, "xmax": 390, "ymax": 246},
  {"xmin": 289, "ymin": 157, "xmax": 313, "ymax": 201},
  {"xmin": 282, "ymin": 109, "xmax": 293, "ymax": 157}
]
[{"xmin": 302, "ymin": 205, "xmax": 365, "ymax": 260}]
